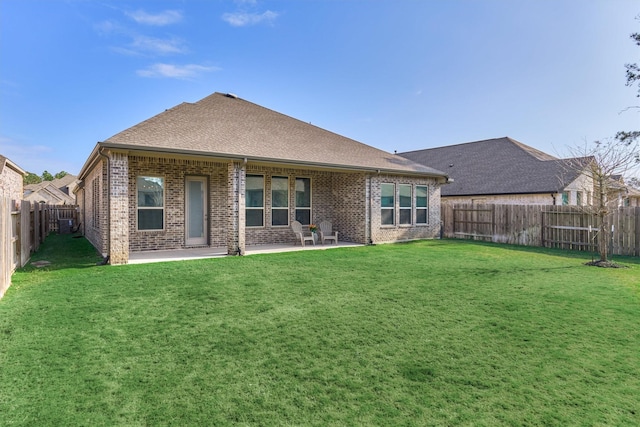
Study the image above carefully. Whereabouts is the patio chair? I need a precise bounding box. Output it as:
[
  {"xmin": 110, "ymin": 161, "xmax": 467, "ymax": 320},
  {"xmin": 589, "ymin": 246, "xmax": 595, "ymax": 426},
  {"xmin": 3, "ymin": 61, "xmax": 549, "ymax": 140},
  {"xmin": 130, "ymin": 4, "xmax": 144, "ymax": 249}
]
[
  {"xmin": 319, "ymin": 220, "xmax": 339, "ymax": 245},
  {"xmin": 292, "ymin": 220, "xmax": 315, "ymax": 246}
]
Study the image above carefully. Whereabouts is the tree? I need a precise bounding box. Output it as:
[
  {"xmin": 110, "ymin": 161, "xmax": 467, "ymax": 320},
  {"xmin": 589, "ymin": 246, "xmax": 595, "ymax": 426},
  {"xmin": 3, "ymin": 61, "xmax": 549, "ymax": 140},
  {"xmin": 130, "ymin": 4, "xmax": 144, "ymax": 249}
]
[
  {"xmin": 24, "ymin": 172, "xmax": 42, "ymax": 185},
  {"xmin": 566, "ymin": 138, "xmax": 639, "ymax": 264},
  {"xmin": 41, "ymin": 170, "xmax": 54, "ymax": 181},
  {"xmin": 618, "ymin": 17, "xmax": 640, "ymax": 147},
  {"xmin": 564, "ymin": 21, "xmax": 640, "ymax": 265},
  {"xmin": 54, "ymin": 171, "xmax": 68, "ymax": 179}
]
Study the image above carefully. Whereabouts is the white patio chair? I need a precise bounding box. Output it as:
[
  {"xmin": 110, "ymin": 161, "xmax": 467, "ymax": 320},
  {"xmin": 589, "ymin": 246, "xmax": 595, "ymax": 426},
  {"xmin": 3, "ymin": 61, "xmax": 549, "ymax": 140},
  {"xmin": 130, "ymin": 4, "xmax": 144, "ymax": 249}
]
[
  {"xmin": 291, "ymin": 220, "xmax": 315, "ymax": 246},
  {"xmin": 319, "ymin": 220, "xmax": 339, "ymax": 245}
]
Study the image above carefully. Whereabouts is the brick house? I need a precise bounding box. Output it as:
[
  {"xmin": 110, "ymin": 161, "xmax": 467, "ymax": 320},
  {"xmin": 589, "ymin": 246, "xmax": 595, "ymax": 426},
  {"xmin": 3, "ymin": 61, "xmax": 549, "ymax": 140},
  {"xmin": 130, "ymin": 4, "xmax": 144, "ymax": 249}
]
[
  {"xmin": 76, "ymin": 92, "xmax": 450, "ymax": 264},
  {"xmin": 398, "ymin": 137, "xmax": 594, "ymax": 205},
  {"xmin": 0, "ymin": 155, "xmax": 26, "ymax": 201}
]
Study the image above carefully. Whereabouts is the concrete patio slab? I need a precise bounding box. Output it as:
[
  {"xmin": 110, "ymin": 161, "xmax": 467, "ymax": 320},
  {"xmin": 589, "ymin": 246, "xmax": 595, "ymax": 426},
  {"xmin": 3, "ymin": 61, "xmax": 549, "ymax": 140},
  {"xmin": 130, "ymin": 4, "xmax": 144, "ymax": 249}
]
[{"xmin": 128, "ymin": 241, "xmax": 362, "ymax": 264}]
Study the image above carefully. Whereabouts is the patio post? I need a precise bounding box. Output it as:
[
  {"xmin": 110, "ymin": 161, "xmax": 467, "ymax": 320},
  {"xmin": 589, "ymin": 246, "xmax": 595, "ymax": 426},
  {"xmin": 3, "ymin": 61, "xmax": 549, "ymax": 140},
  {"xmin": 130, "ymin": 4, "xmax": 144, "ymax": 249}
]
[{"xmin": 227, "ymin": 161, "xmax": 246, "ymax": 255}]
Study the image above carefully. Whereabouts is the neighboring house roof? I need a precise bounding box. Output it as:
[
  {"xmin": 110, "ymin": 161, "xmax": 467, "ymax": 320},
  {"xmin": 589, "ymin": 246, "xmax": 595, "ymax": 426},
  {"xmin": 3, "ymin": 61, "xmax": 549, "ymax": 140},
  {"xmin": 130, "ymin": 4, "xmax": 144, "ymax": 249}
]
[
  {"xmin": 627, "ymin": 186, "xmax": 640, "ymax": 199},
  {"xmin": 398, "ymin": 137, "xmax": 585, "ymax": 197},
  {"xmin": 0, "ymin": 155, "xmax": 27, "ymax": 176},
  {"xmin": 82, "ymin": 92, "xmax": 447, "ymax": 179},
  {"xmin": 51, "ymin": 174, "xmax": 79, "ymax": 192},
  {"xmin": 24, "ymin": 175, "xmax": 78, "ymax": 205}
]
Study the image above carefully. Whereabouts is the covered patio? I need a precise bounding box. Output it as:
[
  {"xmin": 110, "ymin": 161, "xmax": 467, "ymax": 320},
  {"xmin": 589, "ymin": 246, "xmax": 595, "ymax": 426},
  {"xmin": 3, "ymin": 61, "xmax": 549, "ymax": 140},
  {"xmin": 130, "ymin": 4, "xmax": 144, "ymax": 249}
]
[{"xmin": 128, "ymin": 241, "xmax": 363, "ymax": 264}]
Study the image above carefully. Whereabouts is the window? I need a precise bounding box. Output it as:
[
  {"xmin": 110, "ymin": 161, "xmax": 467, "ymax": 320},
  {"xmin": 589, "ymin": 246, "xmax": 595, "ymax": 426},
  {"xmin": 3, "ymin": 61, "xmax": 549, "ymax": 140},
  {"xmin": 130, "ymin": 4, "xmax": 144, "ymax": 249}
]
[
  {"xmin": 295, "ymin": 177, "xmax": 311, "ymax": 224},
  {"xmin": 399, "ymin": 184, "xmax": 412, "ymax": 225},
  {"xmin": 576, "ymin": 191, "xmax": 583, "ymax": 206},
  {"xmin": 381, "ymin": 183, "xmax": 395, "ymax": 225},
  {"xmin": 137, "ymin": 176, "xmax": 164, "ymax": 230},
  {"xmin": 246, "ymin": 175, "xmax": 264, "ymax": 227},
  {"xmin": 92, "ymin": 177, "xmax": 100, "ymax": 229},
  {"xmin": 272, "ymin": 176, "xmax": 289, "ymax": 226},
  {"xmin": 416, "ymin": 185, "xmax": 428, "ymax": 224},
  {"xmin": 562, "ymin": 192, "xmax": 569, "ymax": 205}
]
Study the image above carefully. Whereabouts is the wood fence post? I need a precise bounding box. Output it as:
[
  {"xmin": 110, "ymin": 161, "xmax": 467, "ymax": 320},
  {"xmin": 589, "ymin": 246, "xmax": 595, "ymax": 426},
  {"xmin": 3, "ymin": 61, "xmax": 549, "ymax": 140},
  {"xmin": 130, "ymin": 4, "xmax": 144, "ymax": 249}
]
[{"xmin": 20, "ymin": 201, "xmax": 30, "ymax": 267}]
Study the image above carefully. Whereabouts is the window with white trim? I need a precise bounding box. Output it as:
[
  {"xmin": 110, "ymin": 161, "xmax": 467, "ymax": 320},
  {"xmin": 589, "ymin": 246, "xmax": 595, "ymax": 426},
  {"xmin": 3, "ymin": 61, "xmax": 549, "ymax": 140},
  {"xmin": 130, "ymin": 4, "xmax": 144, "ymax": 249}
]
[
  {"xmin": 271, "ymin": 176, "xmax": 289, "ymax": 226},
  {"xmin": 92, "ymin": 177, "xmax": 100, "ymax": 229},
  {"xmin": 381, "ymin": 183, "xmax": 395, "ymax": 225},
  {"xmin": 137, "ymin": 176, "xmax": 164, "ymax": 230},
  {"xmin": 246, "ymin": 175, "xmax": 264, "ymax": 227},
  {"xmin": 416, "ymin": 185, "xmax": 428, "ymax": 224},
  {"xmin": 295, "ymin": 177, "xmax": 311, "ymax": 225},
  {"xmin": 399, "ymin": 184, "xmax": 412, "ymax": 225}
]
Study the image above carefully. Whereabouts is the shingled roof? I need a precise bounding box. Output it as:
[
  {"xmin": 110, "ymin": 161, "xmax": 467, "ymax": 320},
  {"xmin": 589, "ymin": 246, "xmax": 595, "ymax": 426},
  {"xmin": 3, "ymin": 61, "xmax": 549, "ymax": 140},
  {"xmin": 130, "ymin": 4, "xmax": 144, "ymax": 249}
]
[
  {"xmin": 398, "ymin": 137, "xmax": 584, "ymax": 197},
  {"xmin": 95, "ymin": 92, "xmax": 447, "ymax": 178}
]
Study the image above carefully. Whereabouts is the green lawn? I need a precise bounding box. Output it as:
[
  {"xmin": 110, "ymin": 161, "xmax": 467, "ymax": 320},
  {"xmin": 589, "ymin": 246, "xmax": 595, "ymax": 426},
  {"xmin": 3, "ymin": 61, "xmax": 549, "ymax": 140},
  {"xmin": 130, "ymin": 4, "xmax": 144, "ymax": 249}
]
[{"xmin": 1, "ymin": 235, "xmax": 639, "ymax": 426}]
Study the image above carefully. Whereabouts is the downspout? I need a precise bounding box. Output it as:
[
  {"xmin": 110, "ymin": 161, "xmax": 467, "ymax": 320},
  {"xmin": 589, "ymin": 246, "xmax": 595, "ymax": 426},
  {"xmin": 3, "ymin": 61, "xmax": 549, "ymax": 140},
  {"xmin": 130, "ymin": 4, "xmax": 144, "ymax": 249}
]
[
  {"xmin": 368, "ymin": 173, "xmax": 374, "ymax": 244},
  {"xmin": 98, "ymin": 147, "xmax": 110, "ymax": 264}
]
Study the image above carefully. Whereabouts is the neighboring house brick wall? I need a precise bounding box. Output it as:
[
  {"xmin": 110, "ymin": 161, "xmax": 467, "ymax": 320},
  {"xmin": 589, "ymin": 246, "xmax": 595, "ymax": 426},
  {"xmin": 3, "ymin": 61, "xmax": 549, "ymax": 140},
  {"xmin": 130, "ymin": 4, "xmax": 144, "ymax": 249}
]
[
  {"xmin": 0, "ymin": 164, "xmax": 23, "ymax": 200},
  {"xmin": 370, "ymin": 174, "xmax": 442, "ymax": 244},
  {"xmin": 443, "ymin": 193, "xmax": 557, "ymax": 205}
]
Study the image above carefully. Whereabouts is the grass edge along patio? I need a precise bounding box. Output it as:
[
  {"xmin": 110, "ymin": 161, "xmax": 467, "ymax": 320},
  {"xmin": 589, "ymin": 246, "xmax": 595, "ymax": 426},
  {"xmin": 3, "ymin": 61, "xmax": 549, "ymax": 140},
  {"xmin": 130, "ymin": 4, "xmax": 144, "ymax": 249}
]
[{"xmin": 75, "ymin": 92, "xmax": 451, "ymax": 264}]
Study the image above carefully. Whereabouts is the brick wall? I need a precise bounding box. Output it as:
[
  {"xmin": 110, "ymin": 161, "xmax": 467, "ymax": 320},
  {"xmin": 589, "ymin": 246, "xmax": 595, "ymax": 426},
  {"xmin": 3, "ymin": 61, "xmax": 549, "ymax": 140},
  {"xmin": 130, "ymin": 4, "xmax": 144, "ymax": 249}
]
[
  {"xmin": 81, "ymin": 159, "xmax": 109, "ymax": 257},
  {"xmin": 128, "ymin": 155, "xmax": 229, "ymax": 252},
  {"xmin": 100, "ymin": 153, "xmax": 445, "ymax": 256},
  {"xmin": 109, "ymin": 152, "xmax": 129, "ymax": 264},
  {"xmin": 370, "ymin": 174, "xmax": 443, "ymax": 244},
  {"xmin": 0, "ymin": 165, "xmax": 23, "ymax": 201}
]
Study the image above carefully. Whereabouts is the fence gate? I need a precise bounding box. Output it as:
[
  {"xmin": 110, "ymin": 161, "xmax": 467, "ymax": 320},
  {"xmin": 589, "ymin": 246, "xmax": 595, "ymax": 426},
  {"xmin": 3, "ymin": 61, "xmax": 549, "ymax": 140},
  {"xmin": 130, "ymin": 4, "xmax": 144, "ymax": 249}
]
[
  {"xmin": 541, "ymin": 206, "xmax": 598, "ymax": 252},
  {"xmin": 452, "ymin": 204, "xmax": 495, "ymax": 241}
]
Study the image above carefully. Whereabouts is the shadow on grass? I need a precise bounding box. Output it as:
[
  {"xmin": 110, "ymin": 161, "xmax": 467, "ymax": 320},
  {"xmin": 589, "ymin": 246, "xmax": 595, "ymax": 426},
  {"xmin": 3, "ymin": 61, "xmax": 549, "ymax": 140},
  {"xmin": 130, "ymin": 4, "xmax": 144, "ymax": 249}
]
[
  {"xmin": 440, "ymin": 238, "xmax": 640, "ymax": 267},
  {"xmin": 18, "ymin": 232, "xmax": 104, "ymax": 272}
]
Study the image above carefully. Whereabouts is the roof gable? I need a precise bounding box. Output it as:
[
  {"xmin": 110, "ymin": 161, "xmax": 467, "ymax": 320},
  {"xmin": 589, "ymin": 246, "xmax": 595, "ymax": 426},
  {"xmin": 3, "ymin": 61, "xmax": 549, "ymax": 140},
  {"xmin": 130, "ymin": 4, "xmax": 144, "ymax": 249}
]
[
  {"xmin": 100, "ymin": 92, "xmax": 446, "ymax": 177},
  {"xmin": 398, "ymin": 137, "xmax": 583, "ymax": 196}
]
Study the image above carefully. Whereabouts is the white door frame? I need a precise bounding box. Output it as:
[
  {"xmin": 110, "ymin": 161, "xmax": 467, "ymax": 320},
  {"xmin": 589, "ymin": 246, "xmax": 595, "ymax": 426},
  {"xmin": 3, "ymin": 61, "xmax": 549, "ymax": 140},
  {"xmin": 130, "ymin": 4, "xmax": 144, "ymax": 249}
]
[{"xmin": 185, "ymin": 176, "xmax": 208, "ymax": 246}]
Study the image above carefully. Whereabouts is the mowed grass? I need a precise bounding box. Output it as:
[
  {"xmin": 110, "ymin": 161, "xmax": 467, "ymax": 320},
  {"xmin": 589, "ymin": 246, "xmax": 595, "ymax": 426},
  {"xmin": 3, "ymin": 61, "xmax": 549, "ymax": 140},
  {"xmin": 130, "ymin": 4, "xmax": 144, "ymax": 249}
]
[{"xmin": 1, "ymin": 235, "xmax": 639, "ymax": 426}]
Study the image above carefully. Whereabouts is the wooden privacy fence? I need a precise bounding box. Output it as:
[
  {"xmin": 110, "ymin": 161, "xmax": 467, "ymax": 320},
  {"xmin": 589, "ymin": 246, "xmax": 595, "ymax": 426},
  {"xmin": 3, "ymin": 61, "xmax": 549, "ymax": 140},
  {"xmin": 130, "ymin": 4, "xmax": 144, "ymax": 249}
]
[
  {"xmin": 0, "ymin": 198, "xmax": 78, "ymax": 298},
  {"xmin": 441, "ymin": 203, "xmax": 640, "ymax": 257}
]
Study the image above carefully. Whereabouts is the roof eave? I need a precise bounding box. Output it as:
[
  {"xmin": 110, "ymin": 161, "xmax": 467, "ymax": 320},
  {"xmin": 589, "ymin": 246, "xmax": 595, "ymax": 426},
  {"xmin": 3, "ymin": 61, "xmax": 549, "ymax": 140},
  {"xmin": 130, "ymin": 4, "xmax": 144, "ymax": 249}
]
[{"xmin": 97, "ymin": 142, "xmax": 450, "ymax": 181}]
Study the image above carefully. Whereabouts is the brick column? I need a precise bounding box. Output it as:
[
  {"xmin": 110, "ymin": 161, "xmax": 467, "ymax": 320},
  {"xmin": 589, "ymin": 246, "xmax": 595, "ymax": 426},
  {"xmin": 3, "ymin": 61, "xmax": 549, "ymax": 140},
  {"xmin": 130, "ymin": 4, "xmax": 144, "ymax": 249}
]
[
  {"xmin": 227, "ymin": 161, "xmax": 246, "ymax": 255},
  {"xmin": 109, "ymin": 152, "xmax": 129, "ymax": 264}
]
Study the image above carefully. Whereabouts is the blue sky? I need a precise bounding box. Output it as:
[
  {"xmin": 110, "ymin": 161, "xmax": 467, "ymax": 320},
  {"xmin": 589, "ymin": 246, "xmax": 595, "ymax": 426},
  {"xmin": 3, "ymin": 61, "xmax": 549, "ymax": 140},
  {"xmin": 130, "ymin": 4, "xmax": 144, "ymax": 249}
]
[{"xmin": 1, "ymin": 0, "xmax": 638, "ymax": 176}]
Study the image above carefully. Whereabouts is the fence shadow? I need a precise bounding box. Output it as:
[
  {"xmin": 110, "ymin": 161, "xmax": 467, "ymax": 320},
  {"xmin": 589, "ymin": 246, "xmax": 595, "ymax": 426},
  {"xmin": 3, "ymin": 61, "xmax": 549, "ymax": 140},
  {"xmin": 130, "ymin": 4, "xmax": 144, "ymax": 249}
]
[{"xmin": 18, "ymin": 232, "xmax": 104, "ymax": 272}]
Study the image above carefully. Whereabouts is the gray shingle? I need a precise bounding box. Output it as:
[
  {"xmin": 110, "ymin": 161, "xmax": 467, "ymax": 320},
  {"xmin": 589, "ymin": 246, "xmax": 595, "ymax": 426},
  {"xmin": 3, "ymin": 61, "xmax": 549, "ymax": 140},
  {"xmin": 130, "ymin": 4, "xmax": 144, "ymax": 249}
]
[
  {"xmin": 398, "ymin": 137, "xmax": 583, "ymax": 196},
  {"xmin": 103, "ymin": 92, "xmax": 447, "ymax": 177}
]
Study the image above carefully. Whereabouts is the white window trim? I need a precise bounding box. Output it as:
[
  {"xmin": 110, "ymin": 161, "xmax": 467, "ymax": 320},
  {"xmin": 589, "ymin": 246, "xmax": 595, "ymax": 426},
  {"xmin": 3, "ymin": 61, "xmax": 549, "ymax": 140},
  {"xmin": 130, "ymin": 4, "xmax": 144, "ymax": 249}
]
[
  {"xmin": 381, "ymin": 182, "xmax": 395, "ymax": 226},
  {"xmin": 246, "ymin": 174, "xmax": 265, "ymax": 228},
  {"xmin": 295, "ymin": 176, "xmax": 312, "ymax": 225},
  {"xmin": 271, "ymin": 176, "xmax": 289, "ymax": 227},
  {"xmin": 416, "ymin": 185, "xmax": 429, "ymax": 225},
  {"xmin": 136, "ymin": 175, "xmax": 165, "ymax": 232},
  {"xmin": 398, "ymin": 184, "xmax": 412, "ymax": 226}
]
